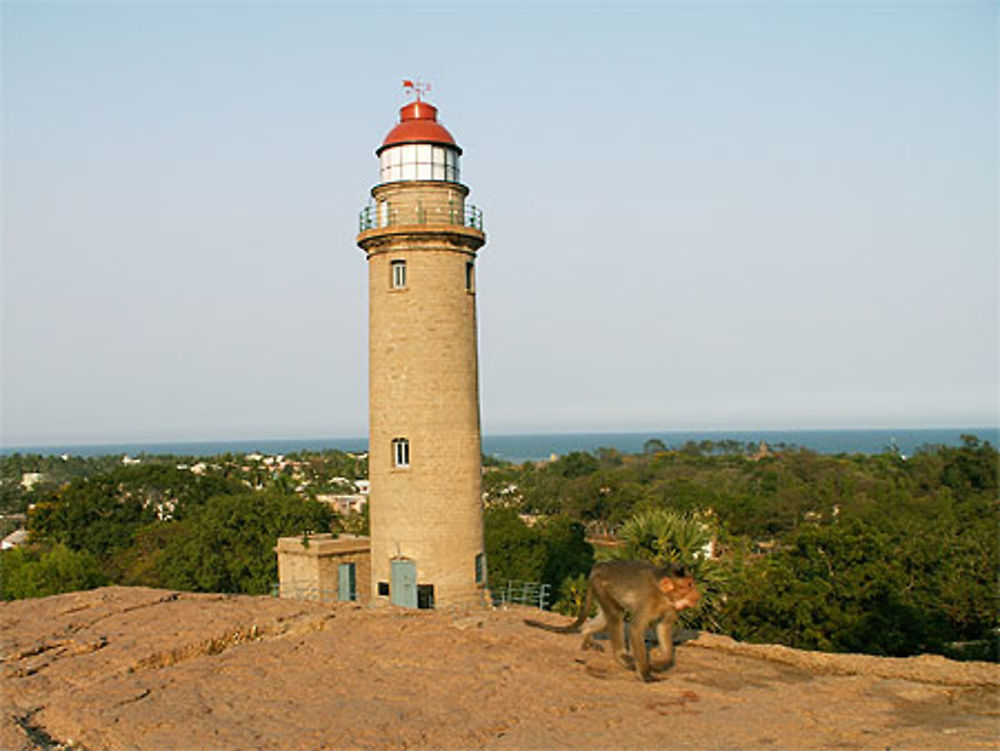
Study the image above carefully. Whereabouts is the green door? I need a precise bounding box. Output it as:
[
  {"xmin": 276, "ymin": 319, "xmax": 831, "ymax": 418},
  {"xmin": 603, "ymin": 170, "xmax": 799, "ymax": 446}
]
[
  {"xmin": 338, "ymin": 563, "xmax": 356, "ymax": 602},
  {"xmin": 390, "ymin": 559, "xmax": 417, "ymax": 608}
]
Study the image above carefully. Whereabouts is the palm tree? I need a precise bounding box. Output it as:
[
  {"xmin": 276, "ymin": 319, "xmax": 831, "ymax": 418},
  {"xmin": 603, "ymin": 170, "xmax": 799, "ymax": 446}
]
[
  {"xmin": 612, "ymin": 508, "xmax": 728, "ymax": 631},
  {"xmin": 615, "ymin": 509, "xmax": 713, "ymax": 565}
]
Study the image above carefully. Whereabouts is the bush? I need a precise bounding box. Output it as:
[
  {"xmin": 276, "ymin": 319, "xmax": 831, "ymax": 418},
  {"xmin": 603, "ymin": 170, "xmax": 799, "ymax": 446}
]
[
  {"xmin": 1, "ymin": 544, "xmax": 107, "ymax": 600},
  {"xmin": 158, "ymin": 491, "xmax": 332, "ymax": 595}
]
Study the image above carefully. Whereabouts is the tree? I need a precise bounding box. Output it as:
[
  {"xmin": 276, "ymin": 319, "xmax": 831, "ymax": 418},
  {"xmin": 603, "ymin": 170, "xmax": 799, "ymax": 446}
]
[
  {"xmin": 28, "ymin": 478, "xmax": 157, "ymax": 559},
  {"xmin": 643, "ymin": 438, "xmax": 667, "ymax": 455},
  {"xmin": 616, "ymin": 509, "xmax": 713, "ymax": 565},
  {"xmin": 612, "ymin": 508, "xmax": 729, "ymax": 630},
  {"xmin": 536, "ymin": 515, "xmax": 594, "ymax": 595},
  {"xmin": 553, "ymin": 452, "xmax": 599, "ymax": 478},
  {"xmin": 483, "ymin": 507, "xmax": 546, "ymax": 587},
  {"xmin": 1, "ymin": 544, "xmax": 107, "ymax": 600},
  {"xmin": 158, "ymin": 491, "xmax": 332, "ymax": 595}
]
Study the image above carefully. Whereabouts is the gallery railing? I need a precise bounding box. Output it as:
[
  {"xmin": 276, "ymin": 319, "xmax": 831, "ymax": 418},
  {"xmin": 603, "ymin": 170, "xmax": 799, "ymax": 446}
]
[{"xmin": 359, "ymin": 203, "xmax": 484, "ymax": 232}]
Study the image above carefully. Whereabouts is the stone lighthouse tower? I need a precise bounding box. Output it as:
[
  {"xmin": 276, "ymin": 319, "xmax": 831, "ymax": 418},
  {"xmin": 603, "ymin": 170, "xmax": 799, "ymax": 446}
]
[{"xmin": 356, "ymin": 89, "xmax": 487, "ymax": 609}]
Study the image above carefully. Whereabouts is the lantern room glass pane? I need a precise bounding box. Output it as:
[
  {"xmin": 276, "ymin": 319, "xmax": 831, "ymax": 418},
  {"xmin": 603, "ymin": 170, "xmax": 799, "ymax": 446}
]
[{"xmin": 379, "ymin": 144, "xmax": 462, "ymax": 183}]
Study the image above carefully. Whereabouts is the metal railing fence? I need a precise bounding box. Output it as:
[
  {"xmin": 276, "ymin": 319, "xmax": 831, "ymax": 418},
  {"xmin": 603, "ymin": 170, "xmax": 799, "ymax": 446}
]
[
  {"xmin": 359, "ymin": 203, "xmax": 484, "ymax": 232},
  {"xmin": 491, "ymin": 580, "xmax": 551, "ymax": 610}
]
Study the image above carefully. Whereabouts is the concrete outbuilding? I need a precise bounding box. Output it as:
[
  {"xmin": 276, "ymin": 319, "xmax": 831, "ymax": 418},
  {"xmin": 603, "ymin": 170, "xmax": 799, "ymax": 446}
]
[{"xmin": 274, "ymin": 534, "xmax": 371, "ymax": 603}]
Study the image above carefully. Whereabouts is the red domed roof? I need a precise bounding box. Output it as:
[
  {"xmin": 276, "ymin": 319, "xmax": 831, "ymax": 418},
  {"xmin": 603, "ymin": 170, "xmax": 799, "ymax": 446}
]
[{"xmin": 376, "ymin": 100, "xmax": 462, "ymax": 156}]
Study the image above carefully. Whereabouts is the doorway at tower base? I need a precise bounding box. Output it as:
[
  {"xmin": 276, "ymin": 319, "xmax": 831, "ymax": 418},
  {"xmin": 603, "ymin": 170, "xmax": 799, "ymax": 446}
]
[{"xmin": 373, "ymin": 555, "xmax": 491, "ymax": 610}]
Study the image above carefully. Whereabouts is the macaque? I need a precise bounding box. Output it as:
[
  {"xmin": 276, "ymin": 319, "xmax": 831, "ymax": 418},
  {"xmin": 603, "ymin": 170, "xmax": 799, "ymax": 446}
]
[{"xmin": 525, "ymin": 560, "xmax": 700, "ymax": 682}]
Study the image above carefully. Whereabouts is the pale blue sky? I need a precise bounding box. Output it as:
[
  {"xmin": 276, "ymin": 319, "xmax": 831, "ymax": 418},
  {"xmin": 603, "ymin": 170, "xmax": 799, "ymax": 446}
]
[{"xmin": 2, "ymin": 1, "xmax": 997, "ymax": 446}]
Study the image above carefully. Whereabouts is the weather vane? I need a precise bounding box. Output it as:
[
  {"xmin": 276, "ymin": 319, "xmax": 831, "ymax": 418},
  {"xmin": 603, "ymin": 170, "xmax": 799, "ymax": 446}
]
[{"xmin": 402, "ymin": 79, "xmax": 431, "ymax": 101}]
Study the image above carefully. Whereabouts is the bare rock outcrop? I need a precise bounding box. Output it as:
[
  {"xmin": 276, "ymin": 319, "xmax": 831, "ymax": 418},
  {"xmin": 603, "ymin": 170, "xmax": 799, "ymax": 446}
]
[{"xmin": 2, "ymin": 587, "xmax": 997, "ymax": 750}]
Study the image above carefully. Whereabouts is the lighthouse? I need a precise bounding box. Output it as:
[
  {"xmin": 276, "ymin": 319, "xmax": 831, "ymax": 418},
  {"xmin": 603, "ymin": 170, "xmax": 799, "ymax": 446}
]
[{"xmin": 356, "ymin": 87, "xmax": 488, "ymax": 609}]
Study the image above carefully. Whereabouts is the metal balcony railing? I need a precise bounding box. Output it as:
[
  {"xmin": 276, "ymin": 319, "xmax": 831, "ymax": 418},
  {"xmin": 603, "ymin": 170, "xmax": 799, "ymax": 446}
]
[
  {"xmin": 491, "ymin": 580, "xmax": 551, "ymax": 610},
  {"xmin": 359, "ymin": 202, "xmax": 484, "ymax": 233}
]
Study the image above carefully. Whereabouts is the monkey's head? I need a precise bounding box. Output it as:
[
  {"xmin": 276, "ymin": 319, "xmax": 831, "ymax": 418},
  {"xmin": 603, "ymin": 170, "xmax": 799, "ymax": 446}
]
[{"xmin": 658, "ymin": 569, "xmax": 701, "ymax": 611}]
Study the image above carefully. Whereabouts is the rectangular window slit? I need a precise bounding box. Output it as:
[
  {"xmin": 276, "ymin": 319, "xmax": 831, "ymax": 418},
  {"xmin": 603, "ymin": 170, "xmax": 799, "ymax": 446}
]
[
  {"xmin": 392, "ymin": 438, "xmax": 410, "ymax": 468},
  {"xmin": 391, "ymin": 260, "xmax": 407, "ymax": 289}
]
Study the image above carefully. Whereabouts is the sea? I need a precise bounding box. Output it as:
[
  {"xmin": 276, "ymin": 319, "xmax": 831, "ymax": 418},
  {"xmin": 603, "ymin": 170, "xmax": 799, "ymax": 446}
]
[{"xmin": 2, "ymin": 428, "xmax": 996, "ymax": 464}]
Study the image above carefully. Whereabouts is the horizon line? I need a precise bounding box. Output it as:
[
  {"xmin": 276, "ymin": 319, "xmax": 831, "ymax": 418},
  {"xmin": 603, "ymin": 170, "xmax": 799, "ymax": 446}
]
[{"xmin": 3, "ymin": 424, "xmax": 998, "ymax": 455}]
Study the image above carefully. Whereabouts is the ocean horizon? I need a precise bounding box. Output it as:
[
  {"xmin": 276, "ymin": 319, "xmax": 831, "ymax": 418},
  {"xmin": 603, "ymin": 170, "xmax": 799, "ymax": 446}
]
[{"xmin": 2, "ymin": 427, "xmax": 996, "ymax": 464}]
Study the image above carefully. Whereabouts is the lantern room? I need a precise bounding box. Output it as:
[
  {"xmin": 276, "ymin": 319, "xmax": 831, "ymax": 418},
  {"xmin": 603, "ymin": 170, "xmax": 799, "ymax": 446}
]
[{"xmin": 376, "ymin": 100, "xmax": 462, "ymax": 184}]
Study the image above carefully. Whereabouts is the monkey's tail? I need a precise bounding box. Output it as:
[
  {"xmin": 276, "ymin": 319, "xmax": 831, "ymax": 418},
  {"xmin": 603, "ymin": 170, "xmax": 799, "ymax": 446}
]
[{"xmin": 523, "ymin": 584, "xmax": 593, "ymax": 634}]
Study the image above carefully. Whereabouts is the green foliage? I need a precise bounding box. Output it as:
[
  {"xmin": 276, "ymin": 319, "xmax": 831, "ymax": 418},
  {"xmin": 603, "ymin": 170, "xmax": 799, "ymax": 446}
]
[
  {"xmin": 340, "ymin": 503, "xmax": 370, "ymax": 537},
  {"xmin": 611, "ymin": 508, "xmax": 730, "ymax": 630},
  {"xmin": 643, "ymin": 438, "xmax": 667, "ymax": 455},
  {"xmin": 939, "ymin": 435, "xmax": 998, "ymax": 497},
  {"xmin": 536, "ymin": 515, "xmax": 594, "ymax": 593},
  {"xmin": 484, "ymin": 507, "xmax": 547, "ymax": 586},
  {"xmin": 615, "ymin": 509, "xmax": 713, "ymax": 565},
  {"xmin": 158, "ymin": 491, "xmax": 332, "ymax": 595},
  {"xmin": 552, "ymin": 452, "xmax": 599, "ymax": 478},
  {"xmin": 5, "ymin": 439, "xmax": 995, "ymax": 661},
  {"xmin": 1, "ymin": 544, "xmax": 107, "ymax": 600},
  {"xmin": 553, "ymin": 573, "xmax": 588, "ymax": 615},
  {"xmin": 5, "ymin": 451, "xmax": 360, "ymax": 601},
  {"xmin": 26, "ymin": 464, "xmax": 246, "ymax": 562},
  {"xmin": 486, "ymin": 438, "xmax": 997, "ymax": 659},
  {"xmin": 718, "ymin": 518, "xmax": 997, "ymax": 659},
  {"xmin": 28, "ymin": 478, "xmax": 158, "ymax": 559},
  {"xmin": 484, "ymin": 508, "xmax": 594, "ymax": 595},
  {"xmin": 105, "ymin": 523, "xmax": 185, "ymax": 588}
]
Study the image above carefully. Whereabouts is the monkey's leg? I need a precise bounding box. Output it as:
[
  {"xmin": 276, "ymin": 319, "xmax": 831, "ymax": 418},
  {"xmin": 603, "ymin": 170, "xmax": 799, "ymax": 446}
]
[
  {"xmin": 651, "ymin": 619, "xmax": 675, "ymax": 672},
  {"xmin": 592, "ymin": 583, "xmax": 630, "ymax": 670},
  {"xmin": 607, "ymin": 609, "xmax": 633, "ymax": 670},
  {"xmin": 629, "ymin": 619, "xmax": 655, "ymax": 682}
]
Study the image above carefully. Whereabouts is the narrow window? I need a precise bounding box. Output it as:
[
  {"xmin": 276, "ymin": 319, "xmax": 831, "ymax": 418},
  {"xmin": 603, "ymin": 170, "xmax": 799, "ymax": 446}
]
[
  {"xmin": 392, "ymin": 437, "xmax": 410, "ymax": 468},
  {"xmin": 377, "ymin": 581, "xmax": 389, "ymax": 596},
  {"xmin": 465, "ymin": 261, "xmax": 475, "ymax": 292},
  {"xmin": 475, "ymin": 552, "xmax": 486, "ymax": 585},
  {"xmin": 391, "ymin": 260, "xmax": 407, "ymax": 289}
]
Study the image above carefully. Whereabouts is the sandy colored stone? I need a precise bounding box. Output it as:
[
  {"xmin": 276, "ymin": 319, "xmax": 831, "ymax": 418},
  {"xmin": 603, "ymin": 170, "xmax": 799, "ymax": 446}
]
[
  {"xmin": 359, "ymin": 174, "xmax": 488, "ymax": 609},
  {"xmin": 2, "ymin": 587, "xmax": 997, "ymax": 750}
]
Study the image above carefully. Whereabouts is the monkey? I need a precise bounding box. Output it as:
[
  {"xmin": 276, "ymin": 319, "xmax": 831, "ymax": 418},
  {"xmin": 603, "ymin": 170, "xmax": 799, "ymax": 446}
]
[{"xmin": 525, "ymin": 560, "xmax": 700, "ymax": 682}]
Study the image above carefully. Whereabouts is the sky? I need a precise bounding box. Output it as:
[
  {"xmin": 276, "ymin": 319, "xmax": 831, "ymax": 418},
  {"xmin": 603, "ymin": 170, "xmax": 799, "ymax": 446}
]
[{"xmin": 2, "ymin": 1, "xmax": 997, "ymax": 447}]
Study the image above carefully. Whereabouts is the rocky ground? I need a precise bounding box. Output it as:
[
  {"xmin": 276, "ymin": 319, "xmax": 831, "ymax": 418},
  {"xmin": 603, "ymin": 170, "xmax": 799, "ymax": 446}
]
[{"xmin": 2, "ymin": 587, "xmax": 997, "ymax": 750}]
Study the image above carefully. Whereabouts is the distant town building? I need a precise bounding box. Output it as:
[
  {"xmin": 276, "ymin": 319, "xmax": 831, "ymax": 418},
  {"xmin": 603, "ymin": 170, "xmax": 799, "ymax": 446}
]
[
  {"xmin": 315, "ymin": 494, "xmax": 367, "ymax": 516},
  {"xmin": 20, "ymin": 473, "xmax": 43, "ymax": 490},
  {"xmin": 2, "ymin": 529, "xmax": 29, "ymax": 550},
  {"xmin": 751, "ymin": 441, "xmax": 772, "ymax": 461}
]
